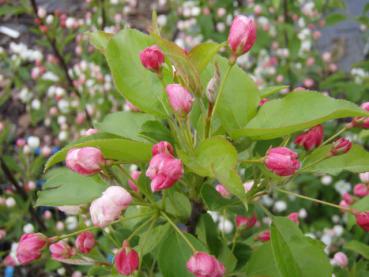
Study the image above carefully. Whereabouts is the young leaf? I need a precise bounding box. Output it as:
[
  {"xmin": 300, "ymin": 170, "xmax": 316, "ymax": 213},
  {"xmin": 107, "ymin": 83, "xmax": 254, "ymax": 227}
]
[
  {"xmin": 105, "ymin": 29, "xmax": 166, "ymax": 116},
  {"xmin": 302, "ymin": 144, "xmax": 369, "ymax": 175},
  {"xmin": 232, "ymin": 91, "xmax": 369, "ymax": 140},
  {"xmin": 95, "ymin": 111, "xmax": 155, "ymax": 142},
  {"xmin": 158, "ymin": 229, "xmax": 207, "ymax": 277},
  {"xmin": 36, "ymin": 168, "xmax": 107, "ymax": 207},
  {"xmin": 270, "ymin": 216, "xmax": 332, "ymax": 277},
  {"xmin": 45, "ymin": 134, "xmax": 152, "ymax": 171},
  {"xmin": 260, "ymin": 85, "xmax": 289, "ymax": 98},
  {"xmin": 209, "ymin": 55, "xmax": 260, "ymax": 135},
  {"xmin": 88, "ymin": 31, "xmax": 113, "ymax": 53},
  {"xmin": 138, "ymin": 223, "xmax": 170, "ymax": 255},
  {"xmin": 188, "ymin": 42, "xmax": 222, "ymax": 73},
  {"xmin": 244, "ymin": 242, "xmax": 281, "ymax": 276}
]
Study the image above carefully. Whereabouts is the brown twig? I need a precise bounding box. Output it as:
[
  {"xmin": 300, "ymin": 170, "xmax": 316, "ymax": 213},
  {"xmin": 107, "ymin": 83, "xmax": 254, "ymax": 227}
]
[
  {"xmin": 0, "ymin": 158, "xmax": 46, "ymax": 231},
  {"xmin": 186, "ymin": 201, "xmax": 205, "ymax": 234},
  {"xmin": 29, "ymin": 0, "xmax": 92, "ymax": 125}
]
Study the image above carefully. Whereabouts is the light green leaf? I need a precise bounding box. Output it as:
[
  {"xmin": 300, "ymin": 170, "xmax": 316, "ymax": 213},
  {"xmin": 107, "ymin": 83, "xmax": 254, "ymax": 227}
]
[
  {"xmin": 188, "ymin": 42, "xmax": 222, "ymax": 73},
  {"xmin": 158, "ymin": 229, "xmax": 207, "ymax": 277},
  {"xmin": 163, "ymin": 191, "xmax": 192, "ymax": 220},
  {"xmin": 210, "ymin": 55, "xmax": 260, "ymax": 134},
  {"xmin": 36, "ymin": 168, "xmax": 107, "ymax": 206},
  {"xmin": 88, "ymin": 31, "xmax": 113, "ymax": 52},
  {"xmin": 260, "ymin": 85, "xmax": 289, "ymax": 98},
  {"xmin": 271, "ymin": 216, "xmax": 332, "ymax": 277},
  {"xmin": 95, "ymin": 111, "xmax": 155, "ymax": 142},
  {"xmin": 325, "ymin": 13, "xmax": 347, "ymax": 26},
  {"xmin": 45, "ymin": 133, "xmax": 152, "ymax": 171},
  {"xmin": 105, "ymin": 29, "xmax": 166, "ymax": 116},
  {"xmin": 179, "ymin": 137, "xmax": 245, "ymax": 202},
  {"xmin": 244, "ymin": 242, "xmax": 281, "ymax": 277},
  {"xmin": 138, "ymin": 223, "xmax": 170, "ymax": 255},
  {"xmin": 345, "ymin": 240, "xmax": 369, "ymax": 260},
  {"xmin": 302, "ymin": 144, "xmax": 369, "ymax": 175},
  {"xmin": 232, "ymin": 91, "xmax": 369, "ymax": 140}
]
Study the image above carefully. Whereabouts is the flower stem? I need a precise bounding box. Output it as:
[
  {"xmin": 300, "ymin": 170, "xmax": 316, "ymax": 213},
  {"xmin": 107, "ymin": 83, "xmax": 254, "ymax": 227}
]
[
  {"xmin": 322, "ymin": 126, "xmax": 348, "ymax": 146},
  {"xmin": 126, "ymin": 216, "xmax": 156, "ymax": 242},
  {"xmin": 276, "ymin": 187, "xmax": 354, "ymax": 213},
  {"xmin": 161, "ymin": 212, "xmax": 197, "ymax": 253},
  {"xmin": 240, "ymin": 158, "xmax": 264, "ymax": 164}
]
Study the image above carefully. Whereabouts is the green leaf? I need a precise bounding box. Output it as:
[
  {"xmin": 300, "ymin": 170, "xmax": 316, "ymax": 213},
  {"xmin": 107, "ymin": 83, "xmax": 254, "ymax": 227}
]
[
  {"xmin": 218, "ymin": 242, "xmax": 237, "ymax": 272},
  {"xmin": 95, "ymin": 111, "xmax": 155, "ymax": 142},
  {"xmin": 210, "ymin": 55, "xmax": 260, "ymax": 134},
  {"xmin": 88, "ymin": 31, "xmax": 113, "ymax": 52},
  {"xmin": 152, "ymin": 33, "xmax": 201, "ymax": 95},
  {"xmin": 188, "ymin": 42, "xmax": 222, "ymax": 73},
  {"xmin": 158, "ymin": 229, "xmax": 207, "ymax": 277},
  {"xmin": 163, "ymin": 191, "xmax": 192, "ymax": 220},
  {"xmin": 345, "ymin": 240, "xmax": 369, "ymax": 260},
  {"xmin": 36, "ymin": 168, "xmax": 107, "ymax": 207},
  {"xmin": 140, "ymin": 120, "xmax": 173, "ymax": 143},
  {"xmin": 179, "ymin": 137, "xmax": 245, "ymax": 202},
  {"xmin": 232, "ymin": 91, "xmax": 369, "ymax": 140},
  {"xmin": 138, "ymin": 223, "xmax": 170, "ymax": 255},
  {"xmin": 45, "ymin": 134, "xmax": 152, "ymax": 171},
  {"xmin": 196, "ymin": 214, "xmax": 222, "ymax": 256},
  {"xmin": 260, "ymin": 85, "xmax": 289, "ymax": 98},
  {"xmin": 233, "ymin": 242, "xmax": 252, "ymax": 270},
  {"xmin": 201, "ymin": 184, "xmax": 236, "ymax": 211},
  {"xmin": 271, "ymin": 216, "xmax": 332, "ymax": 277},
  {"xmin": 325, "ymin": 13, "xmax": 347, "ymax": 26},
  {"xmin": 105, "ymin": 29, "xmax": 166, "ymax": 116},
  {"xmin": 244, "ymin": 242, "xmax": 281, "ymax": 276},
  {"xmin": 302, "ymin": 144, "xmax": 369, "ymax": 175}
]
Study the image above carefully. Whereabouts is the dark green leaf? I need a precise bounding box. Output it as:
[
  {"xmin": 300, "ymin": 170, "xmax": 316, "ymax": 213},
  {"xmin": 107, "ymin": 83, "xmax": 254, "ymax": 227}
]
[{"xmin": 345, "ymin": 240, "xmax": 369, "ymax": 260}]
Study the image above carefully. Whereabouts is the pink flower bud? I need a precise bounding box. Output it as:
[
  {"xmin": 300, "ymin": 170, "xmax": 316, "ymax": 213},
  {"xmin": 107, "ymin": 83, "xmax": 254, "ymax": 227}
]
[
  {"xmin": 139, "ymin": 45, "xmax": 165, "ymax": 73},
  {"xmin": 215, "ymin": 184, "xmax": 231, "ymax": 198},
  {"xmin": 115, "ymin": 241, "xmax": 139, "ymax": 276},
  {"xmin": 66, "ymin": 147, "xmax": 105, "ymax": 175},
  {"xmin": 265, "ymin": 147, "xmax": 300, "ymax": 176},
  {"xmin": 75, "ymin": 231, "xmax": 95, "ymax": 254},
  {"xmin": 235, "ymin": 214, "xmax": 257, "ymax": 229},
  {"xmin": 186, "ymin": 252, "xmax": 225, "ymax": 277},
  {"xmin": 84, "ymin": 128, "xmax": 98, "ymax": 136},
  {"xmin": 339, "ymin": 200, "xmax": 350, "ymax": 210},
  {"xmin": 146, "ymin": 153, "xmax": 183, "ymax": 192},
  {"xmin": 166, "ymin": 84, "xmax": 194, "ymax": 116},
  {"xmin": 0, "ymin": 229, "xmax": 6, "ymax": 240},
  {"xmin": 124, "ymin": 101, "xmax": 140, "ymax": 112},
  {"xmin": 256, "ymin": 230, "xmax": 270, "ymax": 242},
  {"xmin": 359, "ymin": 172, "xmax": 369, "ymax": 184},
  {"xmin": 330, "ymin": 138, "xmax": 352, "ymax": 156},
  {"xmin": 16, "ymin": 233, "xmax": 48, "ymax": 265},
  {"xmin": 355, "ymin": 211, "xmax": 369, "ymax": 231},
  {"xmin": 49, "ymin": 241, "xmax": 75, "ymax": 260},
  {"xmin": 354, "ymin": 184, "xmax": 369, "ymax": 197},
  {"xmin": 295, "ymin": 125, "xmax": 324, "ymax": 151},
  {"xmin": 287, "ymin": 212, "xmax": 299, "ymax": 224},
  {"xmin": 259, "ymin": 98, "xmax": 269, "ymax": 107},
  {"xmin": 228, "ymin": 15, "xmax": 257, "ymax": 57},
  {"xmin": 3, "ymin": 255, "xmax": 17, "ymax": 266},
  {"xmin": 128, "ymin": 170, "xmax": 141, "ymax": 192},
  {"xmin": 152, "ymin": 141, "xmax": 174, "ymax": 156},
  {"xmin": 90, "ymin": 186, "xmax": 132, "ymax": 227},
  {"xmin": 333, "ymin": 252, "xmax": 348, "ymax": 268},
  {"xmin": 342, "ymin": 193, "xmax": 353, "ymax": 205}
]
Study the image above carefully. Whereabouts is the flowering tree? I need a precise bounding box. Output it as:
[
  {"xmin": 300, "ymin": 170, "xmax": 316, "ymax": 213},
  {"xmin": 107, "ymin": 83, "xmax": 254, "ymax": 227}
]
[{"xmin": 6, "ymin": 13, "xmax": 369, "ymax": 277}]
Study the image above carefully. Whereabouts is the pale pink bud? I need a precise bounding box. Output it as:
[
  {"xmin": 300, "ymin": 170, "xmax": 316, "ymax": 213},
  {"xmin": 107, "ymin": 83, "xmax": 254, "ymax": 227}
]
[
  {"xmin": 0, "ymin": 229, "xmax": 6, "ymax": 240},
  {"xmin": 359, "ymin": 172, "xmax": 369, "ymax": 184},
  {"xmin": 228, "ymin": 15, "xmax": 257, "ymax": 57},
  {"xmin": 16, "ymin": 138, "xmax": 26, "ymax": 147},
  {"xmin": 330, "ymin": 138, "xmax": 352, "ymax": 156},
  {"xmin": 186, "ymin": 252, "xmax": 225, "ymax": 277},
  {"xmin": 354, "ymin": 184, "xmax": 369, "ymax": 197},
  {"xmin": 333, "ymin": 252, "xmax": 348, "ymax": 267},
  {"xmin": 342, "ymin": 193, "xmax": 353, "ymax": 205},
  {"xmin": 355, "ymin": 211, "xmax": 369, "ymax": 231},
  {"xmin": 128, "ymin": 170, "xmax": 141, "ymax": 192},
  {"xmin": 146, "ymin": 153, "xmax": 183, "ymax": 192},
  {"xmin": 243, "ymin": 181, "xmax": 254, "ymax": 192},
  {"xmin": 84, "ymin": 128, "xmax": 98, "ymax": 136},
  {"xmin": 295, "ymin": 125, "xmax": 324, "ymax": 151},
  {"xmin": 49, "ymin": 241, "xmax": 74, "ymax": 260},
  {"xmin": 75, "ymin": 231, "xmax": 95, "ymax": 254},
  {"xmin": 152, "ymin": 141, "xmax": 174, "ymax": 156},
  {"xmin": 215, "ymin": 184, "xmax": 231, "ymax": 198},
  {"xmin": 265, "ymin": 147, "xmax": 300, "ymax": 176},
  {"xmin": 90, "ymin": 186, "xmax": 132, "ymax": 227},
  {"xmin": 139, "ymin": 45, "xmax": 165, "ymax": 72},
  {"xmin": 235, "ymin": 215, "xmax": 257, "ymax": 229},
  {"xmin": 256, "ymin": 230, "xmax": 270, "ymax": 242},
  {"xmin": 66, "ymin": 147, "xmax": 105, "ymax": 175},
  {"xmin": 339, "ymin": 200, "xmax": 350, "ymax": 210},
  {"xmin": 166, "ymin": 84, "xmax": 194, "ymax": 116},
  {"xmin": 353, "ymin": 102, "xmax": 369, "ymax": 129},
  {"xmin": 124, "ymin": 101, "xmax": 140, "ymax": 112},
  {"xmin": 287, "ymin": 212, "xmax": 299, "ymax": 224},
  {"xmin": 303, "ymin": 78, "xmax": 314, "ymax": 88},
  {"xmin": 16, "ymin": 233, "xmax": 48, "ymax": 265},
  {"xmin": 3, "ymin": 255, "xmax": 17, "ymax": 266},
  {"xmin": 115, "ymin": 241, "xmax": 139, "ymax": 276}
]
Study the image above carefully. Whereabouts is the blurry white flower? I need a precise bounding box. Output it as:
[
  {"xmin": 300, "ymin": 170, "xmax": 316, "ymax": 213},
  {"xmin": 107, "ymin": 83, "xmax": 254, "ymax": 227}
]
[
  {"xmin": 274, "ymin": 200, "xmax": 287, "ymax": 212},
  {"xmin": 321, "ymin": 175, "xmax": 333, "ymax": 185},
  {"xmin": 218, "ymin": 217, "xmax": 233, "ymax": 234},
  {"xmin": 6, "ymin": 197, "xmax": 16, "ymax": 207},
  {"xmin": 334, "ymin": 180, "xmax": 351, "ymax": 195},
  {"xmin": 27, "ymin": 136, "xmax": 40, "ymax": 149},
  {"xmin": 23, "ymin": 223, "xmax": 34, "ymax": 233}
]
